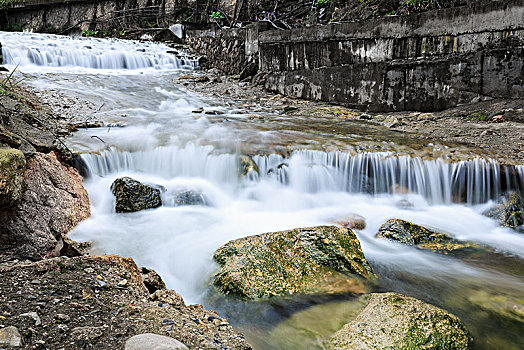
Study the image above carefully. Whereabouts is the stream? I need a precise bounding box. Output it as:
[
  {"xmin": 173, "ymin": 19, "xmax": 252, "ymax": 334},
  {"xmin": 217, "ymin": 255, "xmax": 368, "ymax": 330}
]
[{"xmin": 1, "ymin": 31, "xmax": 523, "ymax": 349}]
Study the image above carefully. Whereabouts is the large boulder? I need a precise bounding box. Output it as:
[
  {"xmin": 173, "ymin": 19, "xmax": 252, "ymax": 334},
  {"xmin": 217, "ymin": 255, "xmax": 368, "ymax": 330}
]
[
  {"xmin": 376, "ymin": 219, "xmax": 488, "ymax": 256},
  {"xmin": 110, "ymin": 177, "xmax": 162, "ymax": 213},
  {"xmin": 484, "ymin": 192, "xmax": 524, "ymax": 229},
  {"xmin": 0, "ymin": 152, "xmax": 90, "ymax": 261},
  {"xmin": 329, "ymin": 292, "xmax": 473, "ymax": 350},
  {"xmin": 0, "ymin": 147, "xmax": 26, "ymax": 208},
  {"xmin": 213, "ymin": 226, "xmax": 375, "ymax": 300}
]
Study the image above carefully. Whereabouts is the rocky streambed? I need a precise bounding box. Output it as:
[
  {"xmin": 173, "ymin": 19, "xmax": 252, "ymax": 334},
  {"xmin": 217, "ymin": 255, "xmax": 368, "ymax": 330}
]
[{"xmin": 1, "ymin": 31, "xmax": 524, "ymax": 350}]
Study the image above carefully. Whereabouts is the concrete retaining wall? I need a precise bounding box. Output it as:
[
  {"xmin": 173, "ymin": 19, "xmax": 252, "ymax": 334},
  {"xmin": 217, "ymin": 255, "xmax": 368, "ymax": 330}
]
[{"xmin": 185, "ymin": 0, "xmax": 523, "ymax": 111}]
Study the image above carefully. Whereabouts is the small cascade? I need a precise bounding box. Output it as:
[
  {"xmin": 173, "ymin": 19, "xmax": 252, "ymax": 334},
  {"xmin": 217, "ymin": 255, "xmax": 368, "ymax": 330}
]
[
  {"xmin": 0, "ymin": 31, "xmax": 198, "ymax": 70},
  {"xmin": 79, "ymin": 146, "xmax": 523, "ymax": 205}
]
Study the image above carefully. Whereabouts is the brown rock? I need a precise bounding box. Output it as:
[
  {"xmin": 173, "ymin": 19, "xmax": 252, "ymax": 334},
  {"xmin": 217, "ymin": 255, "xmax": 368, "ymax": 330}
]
[
  {"xmin": 141, "ymin": 267, "xmax": 166, "ymax": 294},
  {"xmin": 0, "ymin": 152, "xmax": 90, "ymax": 261}
]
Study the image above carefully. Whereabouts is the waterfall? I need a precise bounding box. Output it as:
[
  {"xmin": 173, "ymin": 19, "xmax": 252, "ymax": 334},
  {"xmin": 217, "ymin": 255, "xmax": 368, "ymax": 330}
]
[
  {"xmin": 0, "ymin": 31, "xmax": 198, "ymax": 70},
  {"xmin": 79, "ymin": 146, "xmax": 523, "ymax": 205}
]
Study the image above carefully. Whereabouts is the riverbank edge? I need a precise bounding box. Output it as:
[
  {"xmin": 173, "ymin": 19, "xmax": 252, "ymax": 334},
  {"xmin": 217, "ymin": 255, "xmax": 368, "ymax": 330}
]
[{"xmin": 0, "ymin": 84, "xmax": 253, "ymax": 349}]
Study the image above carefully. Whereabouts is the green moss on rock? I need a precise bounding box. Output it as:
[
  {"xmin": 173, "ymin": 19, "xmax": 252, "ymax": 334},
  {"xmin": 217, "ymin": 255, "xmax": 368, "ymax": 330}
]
[
  {"xmin": 329, "ymin": 292, "xmax": 473, "ymax": 350},
  {"xmin": 376, "ymin": 219, "xmax": 490, "ymax": 256},
  {"xmin": 0, "ymin": 147, "xmax": 26, "ymax": 208},
  {"xmin": 213, "ymin": 226, "xmax": 375, "ymax": 300}
]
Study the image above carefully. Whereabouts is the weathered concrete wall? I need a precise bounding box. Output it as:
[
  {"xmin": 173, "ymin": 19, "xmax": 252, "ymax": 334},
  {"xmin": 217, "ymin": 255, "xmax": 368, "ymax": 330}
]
[
  {"xmin": 185, "ymin": 22, "xmax": 268, "ymax": 75},
  {"xmin": 0, "ymin": 0, "xmax": 173, "ymax": 32},
  {"xmin": 184, "ymin": 0, "xmax": 523, "ymax": 111},
  {"xmin": 261, "ymin": 0, "xmax": 524, "ymax": 111}
]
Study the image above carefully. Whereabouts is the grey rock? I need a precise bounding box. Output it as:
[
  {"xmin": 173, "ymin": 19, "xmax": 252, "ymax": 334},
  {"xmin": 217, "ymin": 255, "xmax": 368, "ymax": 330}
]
[
  {"xmin": 125, "ymin": 333, "xmax": 188, "ymax": 350},
  {"xmin": 0, "ymin": 326, "xmax": 22, "ymax": 347},
  {"xmin": 110, "ymin": 177, "xmax": 162, "ymax": 213}
]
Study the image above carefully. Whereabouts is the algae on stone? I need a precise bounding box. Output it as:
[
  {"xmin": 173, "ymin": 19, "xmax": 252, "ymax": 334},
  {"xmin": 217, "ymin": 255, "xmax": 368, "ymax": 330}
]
[
  {"xmin": 213, "ymin": 226, "xmax": 375, "ymax": 300},
  {"xmin": 376, "ymin": 218, "xmax": 489, "ymax": 256},
  {"xmin": 329, "ymin": 292, "xmax": 473, "ymax": 350}
]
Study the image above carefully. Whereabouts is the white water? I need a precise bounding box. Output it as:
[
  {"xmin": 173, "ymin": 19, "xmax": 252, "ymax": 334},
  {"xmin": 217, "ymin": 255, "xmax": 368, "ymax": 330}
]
[
  {"xmin": 0, "ymin": 31, "xmax": 197, "ymax": 72},
  {"xmin": 2, "ymin": 31, "xmax": 523, "ymax": 349}
]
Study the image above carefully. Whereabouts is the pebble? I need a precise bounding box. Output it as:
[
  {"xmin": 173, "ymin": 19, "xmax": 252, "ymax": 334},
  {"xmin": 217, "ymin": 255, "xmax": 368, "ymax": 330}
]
[
  {"xmin": 161, "ymin": 319, "xmax": 175, "ymax": 325},
  {"xmin": 20, "ymin": 311, "xmax": 41, "ymax": 326},
  {"xmin": 96, "ymin": 280, "xmax": 107, "ymax": 288},
  {"xmin": 117, "ymin": 279, "xmax": 128, "ymax": 287},
  {"xmin": 55, "ymin": 314, "xmax": 71, "ymax": 322},
  {"xmin": 84, "ymin": 268, "xmax": 95, "ymax": 273},
  {"xmin": 0, "ymin": 326, "xmax": 22, "ymax": 347},
  {"xmin": 125, "ymin": 333, "xmax": 188, "ymax": 350}
]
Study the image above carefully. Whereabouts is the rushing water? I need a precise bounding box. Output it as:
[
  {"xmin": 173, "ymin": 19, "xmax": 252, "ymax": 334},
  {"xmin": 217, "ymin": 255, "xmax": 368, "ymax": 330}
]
[{"xmin": 2, "ymin": 31, "xmax": 523, "ymax": 349}]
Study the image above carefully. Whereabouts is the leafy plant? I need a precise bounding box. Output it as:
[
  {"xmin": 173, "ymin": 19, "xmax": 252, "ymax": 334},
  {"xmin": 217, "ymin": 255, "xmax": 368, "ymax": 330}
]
[
  {"xmin": 1, "ymin": 65, "xmax": 25, "ymax": 98},
  {"xmin": 315, "ymin": 0, "xmax": 332, "ymax": 6},
  {"xmin": 81, "ymin": 30, "xmax": 99, "ymax": 37},
  {"xmin": 209, "ymin": 11, "xmax": 224, "ymax": 20}
]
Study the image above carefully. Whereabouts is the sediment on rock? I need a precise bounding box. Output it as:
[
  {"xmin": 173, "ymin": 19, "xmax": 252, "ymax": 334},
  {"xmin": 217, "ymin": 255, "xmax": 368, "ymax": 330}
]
[{"xmin": 213, "ymin": 226, "xmax": 375, "ymax": 300}]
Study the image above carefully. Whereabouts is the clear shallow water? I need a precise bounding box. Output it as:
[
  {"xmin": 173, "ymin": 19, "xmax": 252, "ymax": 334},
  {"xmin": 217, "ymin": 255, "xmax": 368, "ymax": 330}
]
[{"xmin": 2, "ymin": 31, "xmax": 523, "ymax": 349}]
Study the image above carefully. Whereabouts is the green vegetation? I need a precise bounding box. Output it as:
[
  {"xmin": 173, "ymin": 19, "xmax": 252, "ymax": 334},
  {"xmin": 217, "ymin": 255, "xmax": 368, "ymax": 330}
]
[
  {"xmin": 82, "ymin": 30, "xmax": 99, "ymax": 37},
  {"xmin": 209, "ymin": 11, "xmax": 225, "ymax": 20}
]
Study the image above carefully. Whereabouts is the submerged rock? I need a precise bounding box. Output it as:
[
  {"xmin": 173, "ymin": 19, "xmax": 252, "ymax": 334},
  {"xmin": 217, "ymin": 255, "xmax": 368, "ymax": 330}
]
[
  {"xmin": 468, "ymin": 290, "xmax": 524, "ymax": 324},
  {"xmin": 172, "ymin": 189, "xmax": 207, "ymax": 206},
  {"xmin": 0, "ymin": 147, "xmax": 26, "ymax": 208},
  {"xmin": 213, "ymin": 226, "xmax": 375, "ymax": 300},
  {"xmin": 484, "ymin": 192, "xmax": 524, "ymax": 229},
  {"xmin": 333, "ymin": 214, "xmax": 366, "ymax": 230},
  {"xmin": 237, "ymin": 154, "xmax": 259, "ymax": 178},
  {"xmin": 329, "ymin": 292, "xmax": 472, "ymax": 350},
  {"xmin": 110, "ymin": 177, "xmax": 162, "ymax": 213},
  {"xmin": 376, "ymin": 219, "xmax": 488, "ymax": 256}
]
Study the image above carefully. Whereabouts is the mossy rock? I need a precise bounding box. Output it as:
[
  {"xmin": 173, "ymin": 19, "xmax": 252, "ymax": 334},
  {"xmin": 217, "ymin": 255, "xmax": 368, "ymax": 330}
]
[
  {"xmin": 484, "ymin": 192, "xmax": 524, "ymax": 229},
  {"xmin": 376, "ymin": 219, "xmax": 489, "ymax": 256},
  {"xmin": 329, "ymin": 292, "xmax": 473, "ymax": 350},
  {"xmin": 0, "ymin": 147, "xmax": 26, "ymax": 208},
  {"xmin": 213, "ymin": 226, "xmax": 375, "ymax": 300},
  {"xmin": 110, "ymin": 177, "xmax": 162, "ymax": 213}
]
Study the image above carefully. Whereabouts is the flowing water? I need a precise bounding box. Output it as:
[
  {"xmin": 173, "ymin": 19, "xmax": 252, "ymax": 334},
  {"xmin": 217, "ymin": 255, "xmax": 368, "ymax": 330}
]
[{"xmin": 2, "ymin": 31, "xmax": 523, "ymax": 349}]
